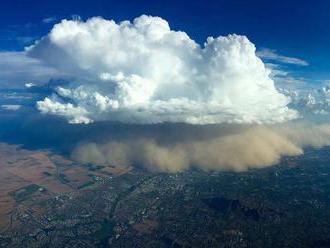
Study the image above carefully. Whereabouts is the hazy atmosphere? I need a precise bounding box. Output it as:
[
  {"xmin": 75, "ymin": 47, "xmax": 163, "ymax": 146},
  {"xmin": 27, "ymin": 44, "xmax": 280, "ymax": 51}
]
[{"xmin": 0, "ymin": 1, "xmax": 329, "ymax": 247}]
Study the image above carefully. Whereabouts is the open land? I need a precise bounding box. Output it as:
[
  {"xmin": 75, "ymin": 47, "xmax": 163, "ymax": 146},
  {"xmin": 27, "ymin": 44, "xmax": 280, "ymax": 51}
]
[{"xmin": 0, "ymin": 143, "xmax": 330, "ymax": 247}]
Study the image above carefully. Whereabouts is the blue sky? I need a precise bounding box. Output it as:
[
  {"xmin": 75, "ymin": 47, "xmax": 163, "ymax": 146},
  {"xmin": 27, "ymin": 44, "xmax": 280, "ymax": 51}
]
[{"xmin": 0, "ymin": 0, "xmax": 329, "ymax": 83}]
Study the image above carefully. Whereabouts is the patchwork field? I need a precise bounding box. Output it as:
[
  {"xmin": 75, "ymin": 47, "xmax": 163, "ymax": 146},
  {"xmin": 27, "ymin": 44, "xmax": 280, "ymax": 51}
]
[{"xmin": 0, "ymin": 143, "xmax": 130, "ymax": 231}]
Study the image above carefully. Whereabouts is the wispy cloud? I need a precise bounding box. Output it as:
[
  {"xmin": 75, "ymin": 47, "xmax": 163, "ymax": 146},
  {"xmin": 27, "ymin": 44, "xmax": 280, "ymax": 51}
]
[
  {"xmin": 0, "ymin": 35, "xmax": 37, "ymax": 45},
  {"xmin": 42, "ymin": 16, "xmax": 57, "ymax": 24},
  {"xmin": 260, "ymin": 49, "xmax": 311, "ymax": 91},
  {"xmin": 265, "ymin": 62, "xmax": 311, "ymax": 88},
  {"xmin": 1, "ymin": 105, "xmax": 21, "ymax": 111},
  {"xmin": 0, "ymin": 51, "xmax": 60, "ymax": 88},
  {"xmin": 71, "ymin": 15, "xmax": 82, "ymax": 21},
  {"xmin": 0, "ymin": 23, "xmax": 40, "ymax": 46},
  {"xmin": 257, "ymin": 48, "xmax": 308, "ymax": 66}
]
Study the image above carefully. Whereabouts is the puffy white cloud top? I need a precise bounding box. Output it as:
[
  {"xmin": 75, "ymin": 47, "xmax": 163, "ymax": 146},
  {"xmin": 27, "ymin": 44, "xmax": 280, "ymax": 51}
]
[{"xmin": 28, "ymin": 15, "xmax": 298, "ymax": 124}]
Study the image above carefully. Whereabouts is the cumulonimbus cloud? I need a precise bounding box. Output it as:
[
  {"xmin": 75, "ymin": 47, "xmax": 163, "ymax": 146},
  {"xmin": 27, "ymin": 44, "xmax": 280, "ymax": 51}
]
[{"xmin": 27, "ymin": 15, "xmax": 298, "ymax": 124}]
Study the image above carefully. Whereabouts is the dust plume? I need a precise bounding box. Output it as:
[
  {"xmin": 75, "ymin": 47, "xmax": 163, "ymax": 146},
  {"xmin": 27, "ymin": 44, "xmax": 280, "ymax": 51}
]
[{"xmin": 72, "ymin": 123, "xmax": 330, "ymax": 173}]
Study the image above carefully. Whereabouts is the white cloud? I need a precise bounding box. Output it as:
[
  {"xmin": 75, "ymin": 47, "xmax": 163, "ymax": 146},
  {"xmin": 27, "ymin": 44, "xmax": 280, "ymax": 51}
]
[
  {"xmin": 25, "ymin": 82, "xmax": 36, "ymax": 88},
  {"xmin": 282, "ymin": 83, "xmax": 330, "ymax": 117},
  {"xmin": 37, "ymin": 97, "xmax": 90, "ymax": 123},
  {"xmin": 257, "ymin": 48, "xmax": 308, "ymax": 66},
  {"xmin": 28, "ymin": 15, "xmax": 298, "ymax": 124}
]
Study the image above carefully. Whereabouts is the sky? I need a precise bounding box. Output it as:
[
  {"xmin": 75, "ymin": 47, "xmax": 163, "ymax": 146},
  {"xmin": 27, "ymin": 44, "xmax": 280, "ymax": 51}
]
[
  {"xmin": 1, "ymin": 0, "xmax": 329, "ymax": 81},
  {"xmin": 1, "ymin": 0, "xmax": 330, "ymax": 172},
  {"xmin": 0, "ymin": 0, "xmax": 329, "ymax": 124}
]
